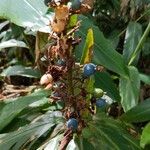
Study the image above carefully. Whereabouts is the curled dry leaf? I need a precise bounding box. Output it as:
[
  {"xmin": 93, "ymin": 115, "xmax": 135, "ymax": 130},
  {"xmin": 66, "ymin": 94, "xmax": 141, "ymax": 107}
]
[{"xmin": 51, "ymin": 5, "xmax": 69, "ymax": 33}]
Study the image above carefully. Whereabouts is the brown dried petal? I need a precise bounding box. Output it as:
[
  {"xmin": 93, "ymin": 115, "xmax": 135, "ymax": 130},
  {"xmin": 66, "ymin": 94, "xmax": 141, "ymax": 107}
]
[{"xmin": 55, "ymin": 5, "xmax": 69, "ymax": 20}]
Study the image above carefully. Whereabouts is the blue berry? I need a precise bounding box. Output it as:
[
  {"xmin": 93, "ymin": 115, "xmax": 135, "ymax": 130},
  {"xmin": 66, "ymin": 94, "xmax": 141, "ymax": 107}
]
[
  {"xmin": 83, "ymin": 63, "xmax": 96, "ymax": 77},
  {"xmin": 66, "ymin": 118, "xmax": 78, "ymax": 130},
  {"xmin": 96, "ymin": 98, "xmax": 107, "ymax": 107},
  {"xmin": 70, "ymin": 0, "xmax": 81, "ymax": 11}
]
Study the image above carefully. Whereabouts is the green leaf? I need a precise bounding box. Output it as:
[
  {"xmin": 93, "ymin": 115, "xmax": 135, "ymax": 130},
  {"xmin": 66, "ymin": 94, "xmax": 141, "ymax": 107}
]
[
  {"xmin": 1, "ymin": 65, "xmax": 41, "ymax": 78},
  {"xmin": 0, "ymin": 89, "xmax": 50, "ymax": 131},
  {"xmin": 120, "ymin": 98, "xmax": 150, "ymax": 123},
  {"xmin": 0, "ymin": 0, "xmax": 52, "ymax": 32},
  {"xmin": 140, "ymin": 123, "xmax": 150, "ymax": 148},
  {"xmin": 123, "ymin": 22, "xmax": 142, "ymax": 64},
  {"xmin": 0, "ymin": 111, "xmax": 63, "ymax": 150},
  {"xmin": 75, "ymin": 136, "xmax": 95, "ymax": 150},
  {"xmin": 95, "ymin": 72, "xmax": 120, "ymax": 101},
  {"xmin": 76, "ymin": 15, "xmax": 128, "ymax": 77},
  {"xmin": 80, "ymin": 28, "xmax": 94, "ymax": 64},
  {"xmin": 0, "ymin": 39, "xmax": 28, "ymax": 50},
  {"xmin": 82, "ymin": 112, "xmax": 140, "ymax": 150},
  {"xmin": 139, "ymin": 73, "xmax": 150, "ymax": 84},
  {"xmin": 119, "ymin": 66, "xmax": 140, "ymax": 112}
]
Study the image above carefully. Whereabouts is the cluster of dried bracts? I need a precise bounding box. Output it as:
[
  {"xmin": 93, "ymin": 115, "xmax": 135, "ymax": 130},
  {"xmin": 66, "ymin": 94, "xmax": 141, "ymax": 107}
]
[{"xmin": 40, "ymin": 0, "xmax": 106, "ymax": 149}]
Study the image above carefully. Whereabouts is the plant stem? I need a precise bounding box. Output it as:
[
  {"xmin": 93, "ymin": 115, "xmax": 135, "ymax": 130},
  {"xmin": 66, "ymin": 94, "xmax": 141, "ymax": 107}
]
[
  {"xmin": 128, "ymin": 21, "xmax": 150, "ymax": 66},
  {"xmin": 67, "ymin": 48, "xmax": 74, "ymax": 96}
]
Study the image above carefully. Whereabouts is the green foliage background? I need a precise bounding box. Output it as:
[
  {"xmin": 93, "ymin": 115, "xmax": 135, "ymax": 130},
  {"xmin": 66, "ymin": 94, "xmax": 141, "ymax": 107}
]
[{"xmin": 0, "ymin": 0, "xmax": 150, "ymax": 149}]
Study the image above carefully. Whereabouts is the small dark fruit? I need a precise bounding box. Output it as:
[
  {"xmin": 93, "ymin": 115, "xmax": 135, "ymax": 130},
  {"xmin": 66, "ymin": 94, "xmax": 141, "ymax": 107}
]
[
  {"xmin": 66, "ymin": 118, "xmax": 78, "ymax": 130},
  {"xmin": 70, "ymin": 0, "xmax": 81, "ymax": 11},
  {"xmin": 96, "ymin": 98, "xmax": 107, "ymax": 107},
  {"xmin": 83, "ymin": 63, "xmax": 96, "ymax": 77}
]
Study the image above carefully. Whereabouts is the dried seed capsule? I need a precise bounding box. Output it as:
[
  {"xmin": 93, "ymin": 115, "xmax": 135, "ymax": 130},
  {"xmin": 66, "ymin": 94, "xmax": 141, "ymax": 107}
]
[{"xmin": 40, "ymin": 74, "xmax": 53, "ymax": 85}]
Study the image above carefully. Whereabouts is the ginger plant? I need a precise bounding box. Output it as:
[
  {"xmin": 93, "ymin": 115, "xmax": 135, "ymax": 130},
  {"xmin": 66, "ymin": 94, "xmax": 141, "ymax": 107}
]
[{"xmin": 41, "ymin": 0, "xmax": 105, "ymax": 149}]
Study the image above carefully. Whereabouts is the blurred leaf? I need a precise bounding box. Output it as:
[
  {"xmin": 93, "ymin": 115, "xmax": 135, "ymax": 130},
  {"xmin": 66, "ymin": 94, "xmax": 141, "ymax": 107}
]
[
  {"xmin": 0, "ymin": 0, "xmax": 52, "ymax": 33},
  {"xmin": 95, "ymin": 72, "xmax": 120, "ymax": 101},
  {"xmin": 142, "ymin": 37, "xmax": 150, "ymax": 56},
  {"xmin": 0, "ymin": 39, "xmax": 28, "ymax": 50},
  {"xmin": 75, "ymin": 136, "xmax": 95, "ymax": 150},
  {"xmin": 139, "ymin": 73, "xmax": 150, "ymax": 84},
  {"xmin": 1, "ymin": 65, "xmax": 41, "ymax": 78},
  {"xmin": 76, "ymin": 15, "xmax": 128, "ymax": 77},
  {"xmin": 0, "ymin": 111, "xmax": 63, "ymax": 150},
  {"xmin": 0, "ymin": 89, "xmax": 50, "ymax": 131},
  {"xmin": 80, "ymin": 28, "xmax": 94, "ymax": 64},
  {"xmin": 41, "ymin": 134, "xmax": 63, "ymax": 150},
  {"xmin": 140, "ymin": 123, "xmax": 150, "ymax": 148},
  {"xmin": 123, "ymin": 22, "xmax": 142, "ymax": 64},
  {"xmin": 119, "ymin": 66, "xmax": 140, "ymax": 112},
  {"xmin": 120, "ymin": 98, "xmax": 150, "ymax": 123},
  {"xmin": 82, "ymin": 112, "xmax": 140, "ymax": 150},
  {"xmin": 66, "ymin": 139, "xmax": 79, "ymax": 150}
]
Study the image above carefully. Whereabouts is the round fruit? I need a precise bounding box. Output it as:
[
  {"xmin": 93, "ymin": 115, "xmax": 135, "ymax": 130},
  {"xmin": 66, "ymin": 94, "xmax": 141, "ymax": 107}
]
[
  {"xmin": 44, "ymin": 0, "xmax": 51, "ymax": 6},
  {"xmin": 40, "ymin": 74, "xmax": 53, "ymax": 85},
  {"xmin": 96, "ymin": 98, "xmax": 107, "ymax": 107},
  {"xmin": 70, "ymin": 0, "xmax": 81, "ymax": 11},
  {"xmin": 83, "ymin": 63, "xmax": 96, "ymax": 77},
  {"xmin": 93, "ymin": 88, "xmax": 104, "ymax": 98},
  {"xmin": 66, "ymin": 118, "xmax": 78, "ymax": 130}
]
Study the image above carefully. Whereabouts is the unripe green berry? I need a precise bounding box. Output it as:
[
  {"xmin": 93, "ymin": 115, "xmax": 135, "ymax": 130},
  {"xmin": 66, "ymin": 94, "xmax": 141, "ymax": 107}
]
[{"xmin": 93, "ymin": 88, "xmax": 104, "ymax": 98}]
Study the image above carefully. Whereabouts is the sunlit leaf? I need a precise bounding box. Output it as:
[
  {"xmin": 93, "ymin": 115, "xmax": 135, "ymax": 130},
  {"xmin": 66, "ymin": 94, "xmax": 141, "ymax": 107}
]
[
  {"xmin": 1, "ymin": 65, "xmax": 41, "ymax": 78},
  {"xmin": 0, "ymin": 0, "xmax": 52, "ymax": 33},
  {"xmin": 0, "ymin": 39, "xmax": 28, "ymax": 50},
  {"xmin": 140, "ymin": 123, "xmax": 150, "ymax": 149},
  {"xmin": 139, "ymin": 73, "xmax": 150, "ymax": 84},
  {"xmin": 80, "ymin": 28, "xmax": 94, "ymax": 64}
]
